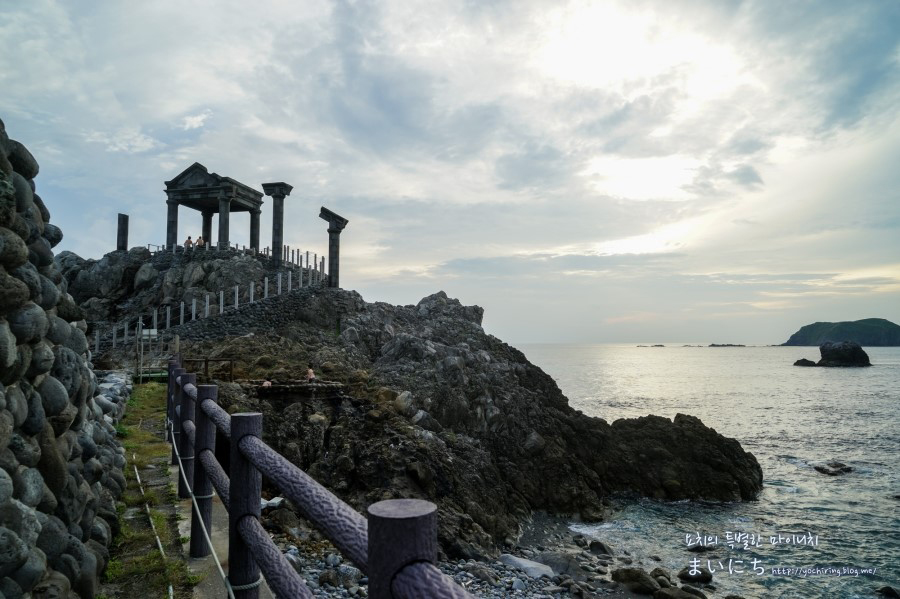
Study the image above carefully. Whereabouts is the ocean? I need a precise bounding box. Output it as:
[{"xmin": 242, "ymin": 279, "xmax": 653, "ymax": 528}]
[{"xmin": 519, "ymin": 344, "xmax": 900, "ymax": 599}]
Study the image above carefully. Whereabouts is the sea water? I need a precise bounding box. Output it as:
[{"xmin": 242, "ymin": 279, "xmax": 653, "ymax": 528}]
[{"xmin": 519, "ymin": 344, "xmax": 900, "ymax": 599}]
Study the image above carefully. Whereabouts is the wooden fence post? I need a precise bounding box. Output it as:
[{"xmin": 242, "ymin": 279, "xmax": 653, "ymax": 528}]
[
  {"xmin": 171, "ymin": 366, "xmax": 185, "ymax": 465},
  {"xmin": 219, "ymin": 290, "xmax": 224, "ymax": 314},
  {"xmin": 166, "ymin": 306, "xmax": 171, "ymax": 329},
  {"xmin": 191, "ymin": 383, "xmax": 217, "ymax": 558},
  {"xmin": 180, "ymin": 302, "xmax": 185, "ymax": 325},
  {"xmin": 178, "ymin": 372, "xmax": 196, "ymax": 499},
  {"xmin": 234, "ymin": 285, "xmax": 239, "ymax": 309},
  {"xmin": 230, "ymin": 413, "xmax": 263, "ymax": 599},
  {"xmin": 367, "ymin": 499, "xmax": 439, "ymax": 599},
  {"xmin": 249, "ymin": 282, "xmax": 254, "ymax": 303},
  {"xmin": 205, "ymin": 294, "xmax": 210, "ymax": 317}
]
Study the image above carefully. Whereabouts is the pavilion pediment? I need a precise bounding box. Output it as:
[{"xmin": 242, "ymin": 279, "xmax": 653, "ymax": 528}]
[{"xmin": 165, "ymin": 162, "xmax": 219, "ymax": 189}]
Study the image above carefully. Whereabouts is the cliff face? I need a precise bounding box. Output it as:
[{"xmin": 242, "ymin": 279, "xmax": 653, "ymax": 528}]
[
  {"xmin": 1, "ymin": 118, "xmax": 126, "ymax": 598},
  {"xmin": 782, "ymin": 318, "xmax": 900, "ymax": 346}
]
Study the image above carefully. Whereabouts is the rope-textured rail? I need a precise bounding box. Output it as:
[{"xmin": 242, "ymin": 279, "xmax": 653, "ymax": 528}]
[{"xmin": 239, "ymin": 433, "xmax": 370, "ymax": 572}]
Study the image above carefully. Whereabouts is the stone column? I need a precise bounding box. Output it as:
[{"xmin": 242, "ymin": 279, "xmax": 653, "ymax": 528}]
[
  {"xmin": 117, "ymin": 213, "xmax": 129, "ymax": 251},
  {"xmin": 318, "ymin": 207, "xmax": 349, "ymax": 288},
  {"xmin": 262, "ymin": 182, "xmax": 293, "ymax": 265},
  {"xmin": 217, "ymin": 187, "xmax": 233, "ymax": 248},
  {"xmin": 249, "ymin": 208, "xmax": 261, "ymax": 251},
  {"xmin": 201, "ymin": 210, "xmax": 213, "ymax": 243},
  {"xmin": 166, "ymin": 199, "xmax": 179, "ymax": 249}
]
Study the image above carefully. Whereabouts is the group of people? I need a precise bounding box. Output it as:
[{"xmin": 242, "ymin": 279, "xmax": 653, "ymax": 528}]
[
  {"xmin": 260, "ymin": 364, "xmax": 316, "ymax": 388},
  {"xmin": 183, "ymin": 235, "xmax": 206, "ymax": 248}
]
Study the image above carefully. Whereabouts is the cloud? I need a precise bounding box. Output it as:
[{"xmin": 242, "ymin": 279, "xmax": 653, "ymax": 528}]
[
  {"xmin": 181, "ymin": 110, "xmax": 212, "ymax": 130},
  {"xmin": 84, "ymin": 128, "xmax": 161, "ymax": 153}
]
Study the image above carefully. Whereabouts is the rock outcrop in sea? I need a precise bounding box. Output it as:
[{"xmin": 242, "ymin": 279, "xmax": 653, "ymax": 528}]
[
  {"xmin": 793, "ymin": 340, "xmax": 871, "ymax": 367},
  {"xmin": 1, "ymin": 118, "xmax": 127, "ymax": 597}
]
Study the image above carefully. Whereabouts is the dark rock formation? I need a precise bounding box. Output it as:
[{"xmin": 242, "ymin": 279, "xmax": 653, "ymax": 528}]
[
  {"xmin": 817, "ymin": 341, "xmax": 871, "ymax": 367},
  {"xmin": 794, "ymin": 341, "xmax": 871, "ymax": 367},
  {"xmin": 169, "ymin": 289, "xmax": 764, "ymax": 559},
  {"xmin": 0, "ymin": 117, "xmax": 125, "ymax": 598},
  {"xmin": 782, "ymin": 318, "xmax": 900, "ymax": 346},
  {"xmin": 814, "ymin": 461, "xmax": 852, "ymax": 476}
]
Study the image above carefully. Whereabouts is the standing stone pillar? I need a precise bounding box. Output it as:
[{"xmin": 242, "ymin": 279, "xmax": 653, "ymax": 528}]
[
  {"xmin": 217, "ymin": 187, "xmax": 233, "ymax": 248},
  {"xmin": 262, "ymin": 182, "xmax": 293, "ymax": 265},
  {"xmin": 249, "ymin": 208, "xmax": 261, "ymax": 251},
  {"xmin": 318, "ymin": 207, "xmax": 349, "ymax": 288},
  {"xmin": 201, "ymin": 210, "xmax": 213, "ymax": 243},
  {"xmin": 117, "ymin": 213, "xmax": 129, "ymax": 251},
  {"xmin": 166, "ymin": 199, "xmax": 179, "ymax": 249}
]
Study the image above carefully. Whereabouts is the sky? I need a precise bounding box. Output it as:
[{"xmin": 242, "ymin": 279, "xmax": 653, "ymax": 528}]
[{"xmin": 2, "ymin": 0, "xmax": 899, "ymax": 344}]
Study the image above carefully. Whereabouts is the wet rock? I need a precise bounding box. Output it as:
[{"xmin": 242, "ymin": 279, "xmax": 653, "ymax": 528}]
[
  {"xmin": 677, "ymin": 565, "xmax": 713, "ymax": 584},
  {"xmin": 612, "ymin": 567, "xmax": 661, "ymax": 594},
  {"xmin": 793, "ymin": 358, "xmax": 816, "ymax": 366},
  {"xmin": 814, "ymin": 460, "xmax": 853, "ymax": 476},
  {"xmin": 499, "ymin": 554, "xmax": 554, "ymax": 579}
]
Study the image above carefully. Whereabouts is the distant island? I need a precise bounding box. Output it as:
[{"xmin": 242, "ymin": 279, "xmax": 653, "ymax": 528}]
[{"xmin": 782, "ymin": 318, "xmax": 900, "ymax": 346}]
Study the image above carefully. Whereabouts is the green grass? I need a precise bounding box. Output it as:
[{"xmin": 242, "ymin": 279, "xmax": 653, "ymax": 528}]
[{"xmin": 103, "ymin": 382, "xmax": 201, "ymax": 599}]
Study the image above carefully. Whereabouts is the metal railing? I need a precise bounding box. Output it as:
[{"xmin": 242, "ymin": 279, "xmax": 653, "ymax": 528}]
[{"xmin": 166, "ymin": 357, "xmax": 475, "ymax": 598}]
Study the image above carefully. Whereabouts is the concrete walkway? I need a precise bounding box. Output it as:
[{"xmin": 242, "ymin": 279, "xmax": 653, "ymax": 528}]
[{"xmin": 170, "ymin": 465, "xmax": 274, "ymax": 599}]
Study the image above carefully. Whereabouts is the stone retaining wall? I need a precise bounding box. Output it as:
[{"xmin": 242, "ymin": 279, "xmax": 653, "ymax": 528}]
[{"xmin": 0, "ymin": 117, "xmax": 126, "ymax": 598}]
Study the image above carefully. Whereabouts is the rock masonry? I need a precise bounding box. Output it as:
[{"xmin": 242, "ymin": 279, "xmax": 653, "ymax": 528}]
[{"xmin": 0, "ymin": 117, "xmax": 127, "ymax": 598}]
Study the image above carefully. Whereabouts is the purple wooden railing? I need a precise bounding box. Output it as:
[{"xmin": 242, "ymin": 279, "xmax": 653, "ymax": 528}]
[{"xmin": 166, "ymin": 357, "xmax": 475, "ymax": 599}]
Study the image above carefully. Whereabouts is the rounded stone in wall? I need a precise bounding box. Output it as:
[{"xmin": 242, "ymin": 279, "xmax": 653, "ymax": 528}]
[
  {"xmin": 7, "ymin": 140, "xmax": 39, "ymax": 179},
  {"xmin": 0, "ymin": 468, "xmax": 12, "ymax": 503},
  {"xmin": 45, "ymin": 315, "xmax": 70, "ymax": 346},
  {"xmin": 0, "ymin": 227, "xmax": 28, "ymax": 270},
  {"xmin": 5, "ymin": 385, "xmax": 27, "ymax": 428},
  {"xmin": 0, "ymin": 319, "xmax": 15, "ymax": 369},
  {"xmin": 20, "ymin": 388, "xmax": 45, "ymax": 436},
  {"xmin": 28, "ymin": 237, "xmax": 53, "ymax": 268},
  {"xmin": 0, "ymin": 411, "xmax": 11, "ymax": 455},
  {"xmin": 25, "ymin": 341, "xmax": 54, "ymax": 378},
  {"xmin": 32, "ymin": 193, "xmax": 50, "ymax": 224},
  {"xmin": 42, "ymin": 223, "xmax": 62, "ymax": 248},
  {"xmin": 8, "ymin": 432, "xmax": 40, "ymax": 468},
  {"xmin": 1, "ymin": 344, "xmax": 32, "ymax": 387},
  {"xmin": 36, "ymin": 515, "xmax": 68, "ymax": 560},
  {"xmin": 11, "ymin": 172, "xmax": 33, "ymax": 213},
  {"xmin": 64, "ymin": 327, "xmax": 87, "ymax": 356},
  {"xmin": 11, "ymin": 262, "xmax": 41, "ymax": 305},
  {"xmin": 38, "ymin": 275, "xmax": 59, "ymax": 310},
  {"xmin": 37, "ymin": 376, "xmax": 68, "ymax": 417},
  {"xmin": 0, "ymin": 269, "xmax": 29, "ymax": 314},
  {"xmin": 10, "ymin": 545, "xmax": 47, "ymax": 593},
  {"xmin": 12, "ymin": 466, "xmax": 43, "ymax": 508},
  {"xmin": 0, "ymin": 526, "xmax": 29, "ymax": 578},
  {"xmin": 50, "ymin": 346, "xmax": 80, "ymax": 398},
  {"xmin": 8, "ymin": 302, "xmax": 48, "ymax": 345}
]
